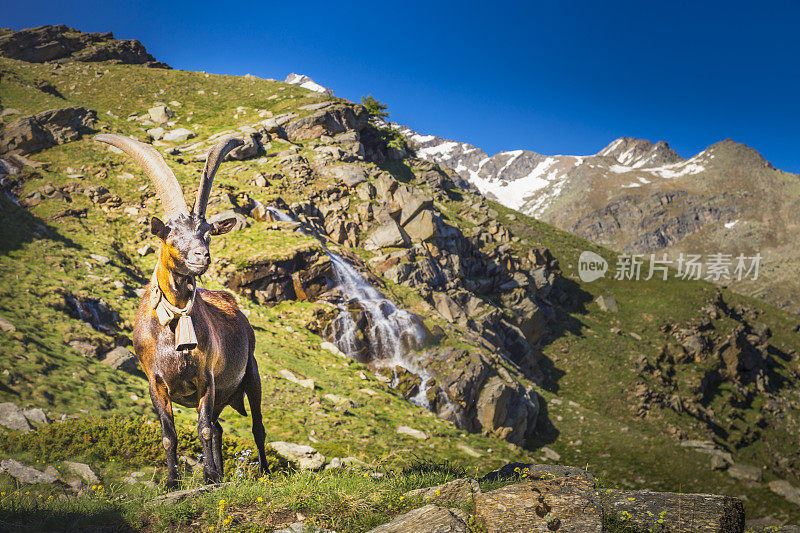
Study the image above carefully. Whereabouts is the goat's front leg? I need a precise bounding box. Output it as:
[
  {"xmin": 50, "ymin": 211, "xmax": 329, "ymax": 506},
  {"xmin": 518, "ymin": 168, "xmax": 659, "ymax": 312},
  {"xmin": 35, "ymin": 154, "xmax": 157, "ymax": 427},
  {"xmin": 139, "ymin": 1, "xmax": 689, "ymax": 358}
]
[
  {"xmin": 197, "ymin": 377, "xmax": 220, "ymax": 484},
  {"xmin": 149, "ymin": 378, "xmax": 179, "ymax": 489}
]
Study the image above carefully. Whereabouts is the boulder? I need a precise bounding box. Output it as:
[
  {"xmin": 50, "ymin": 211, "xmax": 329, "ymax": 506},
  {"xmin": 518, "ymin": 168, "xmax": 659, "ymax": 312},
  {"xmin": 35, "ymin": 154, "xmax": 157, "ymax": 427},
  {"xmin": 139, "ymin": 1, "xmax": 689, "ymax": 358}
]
[
  {"xmin": 0, "ymin": 402, "xmax": 33, "ymax": 432},
  {"xmin": 0, "ymin": 459, "xmax": 58, "ymax": 484},
  {"xmin": 278, "ymin": 369, "xmax": 315, "ymax": 390},
  {"xmin": 162, "ymin": 128, "xmax": 194, "ymax": 142},
  {"xmin": 22, "ymin": 408, "xmax": 50, "ymax": 426},
  {"xmin": 146, "ymin": 127, "xmax": 165, "ymax": 140},
  {"xmin": 595, "ymin": 294, "xmax": 618, "ymax": 313},
  {"xmin": 329, "ymin": 165, "xmax": 367, "ymax": 187},
  {"xmin": 727, "ymin": 463, "xmax": 762, "ymax": 482},
  {"xmin": 399, "ymin": 195, "xmax": 434, "ymax": 226},
  {"xmin": 769, "ymin": 480, "xmax": 800, "ymax": 506},
  {"xmin": 404, "ymin": 478, "xmax": 480, "ymax": 503},
  {"xmin": 101, "ymin": 346, "xmax": 138, "ymax": 373},
  {"xmin": 403, "ymin": 209, "xmax": 436, "ymax": 242},
  {"xmin": 598, "ymin": 488, "xmax": 745, "ymax": 532},
  {"xmin": 474, "ymin": 477, "xmax": 602, "ymax": 532},
  {"xmin": 148, "ymin": 105, "xmax": 174, "ymax": 124},
  {"xmin": 268, "ymin": 441, "xmax": 325, "ymax": 470},
  {"xmin": 366, "ymin": 504, "xmax": 469, "ymax": 533},
  {"xmin": 208, "ymin": 210, "xmax": 249, "ymax": 232},
  {"xmin": 283, "ymin": 104, "xmax": 368, "ymax": 141},
  {"xmin": 364, "ymin": 220, "xmax": 408, "ymax": 250},
  {"xmin": 475, "ymin": 377, "xmax": 539, "ymax": 445},
  {"xmin": 64, "ymin": 461, "xmax": 99, "ymax": 484},
  {"xmin": 0, "ymin": 106, "xmax": 97, "ymax": 155},
  {"xmin": 0, "ymin": 315, "xmax": 15, "ymax": 332},
  {"xmin": 396, "ymin": 425, "xmax": 428, "ymax": 440},
  {"xmin": 228, "ymin": 133, "xmax": 260, "ymax": 160}
]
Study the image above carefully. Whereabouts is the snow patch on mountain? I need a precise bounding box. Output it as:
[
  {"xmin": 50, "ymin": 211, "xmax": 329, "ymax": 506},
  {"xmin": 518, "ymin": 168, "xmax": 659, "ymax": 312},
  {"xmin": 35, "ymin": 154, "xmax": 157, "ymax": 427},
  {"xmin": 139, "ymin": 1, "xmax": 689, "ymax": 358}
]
[{"xmin": 285, "ymin": 73, "xmax": 334, "ymax": 95}]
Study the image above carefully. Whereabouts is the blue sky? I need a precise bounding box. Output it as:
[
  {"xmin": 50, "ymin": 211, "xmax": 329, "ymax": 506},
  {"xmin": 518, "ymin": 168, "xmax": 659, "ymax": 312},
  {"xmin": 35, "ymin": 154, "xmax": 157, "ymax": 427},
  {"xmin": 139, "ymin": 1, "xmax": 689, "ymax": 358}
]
[{"xmin": 4, "ymin": 0, "xmax": 800, "ymax": 171}]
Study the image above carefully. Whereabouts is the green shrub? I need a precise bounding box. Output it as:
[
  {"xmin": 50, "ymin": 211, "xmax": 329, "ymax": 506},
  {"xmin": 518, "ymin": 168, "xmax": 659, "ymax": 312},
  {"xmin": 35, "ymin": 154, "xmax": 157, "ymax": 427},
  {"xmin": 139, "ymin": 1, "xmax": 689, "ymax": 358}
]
[
  {"xmin": 361, "ymin": 94, "xmax": 389, "ymax": 119},
  {"xmin": 0, "ymin": 415, "xmax": 285, "ymax": 474}
]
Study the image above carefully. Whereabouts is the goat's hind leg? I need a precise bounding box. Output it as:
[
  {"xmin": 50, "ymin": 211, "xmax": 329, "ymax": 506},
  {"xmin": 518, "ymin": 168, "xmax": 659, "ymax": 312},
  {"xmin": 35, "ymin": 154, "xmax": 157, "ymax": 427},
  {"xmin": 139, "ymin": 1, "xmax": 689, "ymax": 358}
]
[
  {"xmin": 243, "ymin": 356, "xmax": 268, "ymax": 473},
  {"xmin": 197, "ymin": 379, "xmax": 221, "ymax": 484},
  {"xmin": 211, "ymin": 419, "xmax": 224, "ymax": 476},
  {"xmin": 149, "ymin": 379, "xmax": 180, "ymax": 489}
]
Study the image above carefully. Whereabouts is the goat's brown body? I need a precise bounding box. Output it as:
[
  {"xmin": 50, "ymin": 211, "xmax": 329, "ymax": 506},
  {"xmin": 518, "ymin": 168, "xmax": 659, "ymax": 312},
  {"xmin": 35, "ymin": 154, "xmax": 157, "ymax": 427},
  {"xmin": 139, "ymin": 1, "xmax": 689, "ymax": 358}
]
[
  {"xmin": 94, "ymin": 133, "xmax": 267, "ymax": 486},
  {"xmin": 133, "ymin": 285, "xmax": 254, "ymax": 412}
]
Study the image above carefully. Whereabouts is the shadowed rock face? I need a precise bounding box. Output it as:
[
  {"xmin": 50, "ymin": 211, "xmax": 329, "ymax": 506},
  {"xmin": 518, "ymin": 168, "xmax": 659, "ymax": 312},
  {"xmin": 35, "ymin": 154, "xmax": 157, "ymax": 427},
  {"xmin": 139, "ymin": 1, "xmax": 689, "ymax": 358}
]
[
  {"xmin": 0, "ymin": 107, "xmax": 97, "ymax": 155},
  {"xmin": 0, "ymin": 25, "xmax": 170, "ymax": 68}
]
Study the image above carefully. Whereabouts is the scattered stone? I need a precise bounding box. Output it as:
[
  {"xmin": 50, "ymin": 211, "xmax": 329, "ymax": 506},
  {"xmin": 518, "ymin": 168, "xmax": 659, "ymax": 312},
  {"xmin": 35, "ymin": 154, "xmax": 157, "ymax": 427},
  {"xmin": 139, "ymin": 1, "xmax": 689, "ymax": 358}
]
[
  {"xmin": 727, "ymin": 463, "xmax": 762, "ymax": 482},
  {"xmin": 64, "ymin": 461, "xmax": 99, "ymax": 484},
  {"xmin": 599, "ymin": 488, "xmax": 745, "ymax": 533},
  {"xmin": 146, "ymin": 127, "xmax": 165, "ymax": 140},
  {"xmin": 278, "ymin": 369, "xmax": 315, "ymax": 390},
  {"xmin": 0, "ymin": 315, "xmax": 15, "ymax": 332},
  {"xmin": 456, "ymin": 444, "xmax": 483, "ymax": 458},
  {"xmin": 148, "ymin": 105, "xmax": 174, "ymax": 124},
  {"xmin": 710, "ymin": 454, "xmax": 728, "ymax": 470},
  {"xmin": 0, "ymin": 402, "xmax": 33, "ymax": 432},
  {"xmin": 367, "ymin": 504, "xmax": 469, "ymax": 533},
  {"xmin": 90, "ymin": 253, "xmax": 111, "ymax": 265},
  {"xmin": 101, "ymin": 346, "xmax": 138, "ymax": 373},
  {"xmin": 137, "ymin": 243, "xmax": 153, "ymax": 256},
  {"xmin": 396, "ymin": 425, "xmax": 429, "ymax": 440},
  {"xmin": 269, "ymin": 441, "xmax": 325, "ymax": 470},
  {"xmin": 162, "ymin": 128, "xmax": 195, "ymax": 142},
  {"xmin": 403, "ymin": 209, "xmax": 436, "ymax": 242},
  {"xmin": 207, "ymin": 210, "xmax": 249, "ymax": 232},
  {"xmin": 540, "ymin": 446, "xmax": 561, "ymax": 461},
  {"xmin": 769, "ymin": 480, "xmax": 800, "ymax": 506},
  {"xmin": 595, "ymin": 295, "xmax": 618, "ymax": 313},
  {"xmin": 325, "ymin": 456, "xmax": 366, "ymax": 470},
  {"xmin": 474, "ymin": 477, "xmax": 602, "ymax": 532},
  {"xmin": 320, "ymin": 341, "xmax": 347, "ymax": 358},
  {"xmin": 22, "ymin": 408, "xmax": 50, "ymax": 426},
  {"xmin": 323, "ymin": 393, "xmax": 356, "ymax": 408},
  {"xmin": 404, "ymin": 478, "xmax": 481, "ymax": 503},
  {"xmin": 0, "ymin": 459, "xmax": 58, "ymax": 484}
]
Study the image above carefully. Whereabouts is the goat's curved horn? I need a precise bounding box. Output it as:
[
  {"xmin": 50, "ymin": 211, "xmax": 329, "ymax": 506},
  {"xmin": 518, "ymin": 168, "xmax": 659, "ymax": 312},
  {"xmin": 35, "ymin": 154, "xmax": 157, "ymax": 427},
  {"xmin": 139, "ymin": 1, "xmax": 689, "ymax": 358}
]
[
  {"xmin": 193, "ymin": 136, "xmax": 244, "ymax": 218},
  {"xmin": 94, "ymin": 134, "xmax": 188, "ymax": 219}
]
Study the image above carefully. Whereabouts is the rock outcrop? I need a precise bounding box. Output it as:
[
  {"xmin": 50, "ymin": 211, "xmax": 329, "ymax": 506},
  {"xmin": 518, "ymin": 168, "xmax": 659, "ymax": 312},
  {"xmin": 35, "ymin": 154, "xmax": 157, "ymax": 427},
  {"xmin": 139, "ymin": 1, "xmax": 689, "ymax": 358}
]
[
  {"xmin": 0, "ymin": 25, "xmax": 169, "ymax": 67},
  {"xmin": 0, "ymin": 107, "xmax": 97, "ymax": 155}
]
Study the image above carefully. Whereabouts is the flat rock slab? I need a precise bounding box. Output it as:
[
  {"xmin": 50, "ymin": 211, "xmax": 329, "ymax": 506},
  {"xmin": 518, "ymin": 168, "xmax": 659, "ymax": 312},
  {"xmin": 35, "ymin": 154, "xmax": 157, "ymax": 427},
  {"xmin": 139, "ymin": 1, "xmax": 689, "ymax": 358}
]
[
  {"xmin": 0, "ymin": 459, "xmax": 58, "ymax": 484},
  {"xmin": 64, "ymin": 461, "xmax": 99, "ymax": 484},
  {"xmin": 367, "ymin": 504, "xmax": 469, "ymax": 533},
  {"xmin": 474, "ymin": 477, "xmax": 602, "ymax": 533},
  {"xmin": 599, "ymin": 488, "xmax": 745, "ymax": 533},
  {"xmin": 269, "ymin": 442, "xmax": 325, "ymax": 470},
  {"xmin": 480, "ymin": 462, "xmax": 594, "ymax": 484},
  {"xmin": 404, "ymin": 478, "xmax": 480, "ymax": 504}
]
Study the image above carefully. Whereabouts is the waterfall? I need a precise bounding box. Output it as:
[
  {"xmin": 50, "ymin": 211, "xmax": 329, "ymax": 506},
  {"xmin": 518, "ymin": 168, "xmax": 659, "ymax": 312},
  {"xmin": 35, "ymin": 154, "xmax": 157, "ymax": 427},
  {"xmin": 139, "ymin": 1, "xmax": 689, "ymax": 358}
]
[
  {"xmin": 264, "ymin": 206, "xmax": 431, "ymax": 408},
  {"xmin": 326, "ymin": 252, "xmax": 431, "ymax": 408}
]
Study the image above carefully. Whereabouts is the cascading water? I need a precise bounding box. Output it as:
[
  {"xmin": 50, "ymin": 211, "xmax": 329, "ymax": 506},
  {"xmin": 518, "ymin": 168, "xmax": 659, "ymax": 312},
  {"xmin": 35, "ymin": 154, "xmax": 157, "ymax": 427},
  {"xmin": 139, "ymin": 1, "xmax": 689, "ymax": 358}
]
[
  {"xmin": 266, "ymin": 206, "xmax": 431, "ymax": 408},
  {"xmin": 325, "ymin": 252, "xmax": 431, "ymax": 407}
]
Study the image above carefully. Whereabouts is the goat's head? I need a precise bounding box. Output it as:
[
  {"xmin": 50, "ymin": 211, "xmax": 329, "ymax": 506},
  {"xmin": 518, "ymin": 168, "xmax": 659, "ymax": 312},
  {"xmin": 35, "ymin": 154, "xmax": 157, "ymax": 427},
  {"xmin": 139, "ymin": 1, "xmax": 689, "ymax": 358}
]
[{"xmin": 94, "ymin": 134, "xmax": 244, "ymax": 276}]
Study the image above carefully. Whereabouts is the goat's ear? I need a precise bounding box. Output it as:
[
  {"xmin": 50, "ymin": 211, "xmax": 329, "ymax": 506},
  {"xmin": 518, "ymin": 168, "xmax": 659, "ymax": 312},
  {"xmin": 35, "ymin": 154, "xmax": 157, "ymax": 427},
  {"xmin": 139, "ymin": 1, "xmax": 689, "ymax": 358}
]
[
  {"xmin": 211, "ymin": 217, "xmax": 237, "ymax": 235},
  {"xmin": 150, "ymin": 217, "xmax": 170, "ymax": 240}
]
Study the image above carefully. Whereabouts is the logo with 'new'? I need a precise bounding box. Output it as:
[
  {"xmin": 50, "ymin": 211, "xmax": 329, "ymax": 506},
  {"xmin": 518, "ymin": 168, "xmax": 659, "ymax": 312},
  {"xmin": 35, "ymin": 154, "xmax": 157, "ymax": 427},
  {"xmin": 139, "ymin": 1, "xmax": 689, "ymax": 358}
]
[{"xmin": 578, "ymin": 251, "xmax": 608, "ymax": 282}]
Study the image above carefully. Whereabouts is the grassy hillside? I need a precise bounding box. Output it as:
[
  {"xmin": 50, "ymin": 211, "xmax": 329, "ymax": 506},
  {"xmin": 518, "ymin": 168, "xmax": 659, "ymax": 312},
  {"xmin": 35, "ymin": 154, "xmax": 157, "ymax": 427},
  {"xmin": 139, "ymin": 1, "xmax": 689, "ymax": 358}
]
[{"xmin": 1, "ymin": 53, "xmax": 799, "ymax": 530}]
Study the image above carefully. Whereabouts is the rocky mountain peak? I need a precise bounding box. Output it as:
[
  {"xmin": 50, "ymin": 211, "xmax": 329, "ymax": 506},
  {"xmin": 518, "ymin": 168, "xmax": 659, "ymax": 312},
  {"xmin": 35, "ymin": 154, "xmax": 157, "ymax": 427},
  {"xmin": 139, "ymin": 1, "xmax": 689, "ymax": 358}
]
[
  {"xmin": 0, "ymin": 25, "xmax": 169, "ymax": 68},
  {"xmin": 703, "ymin": 139, "xmax": 772, "ymax": 169},
  {"xmin": 284, "ymin": 73, "xmax": 334, "ymax": 95},
  {"xmin": 597, "ymin": 136, "xmax": 682, "ymax": 168}
]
